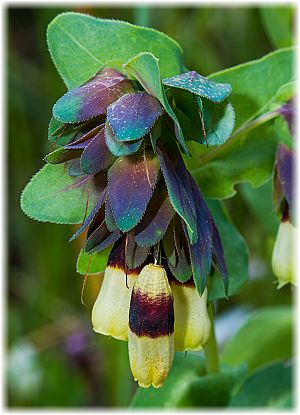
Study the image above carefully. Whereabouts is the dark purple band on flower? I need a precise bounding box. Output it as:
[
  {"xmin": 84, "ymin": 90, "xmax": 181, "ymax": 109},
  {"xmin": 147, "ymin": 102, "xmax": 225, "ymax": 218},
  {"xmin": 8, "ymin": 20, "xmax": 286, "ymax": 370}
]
[
  {"xmin": 129, "ymin": 290, "xmax": 174, "ymax": 338},
  {"xmin": 108, "ymin": 237, "xmax": 146, "ymax": 275}
]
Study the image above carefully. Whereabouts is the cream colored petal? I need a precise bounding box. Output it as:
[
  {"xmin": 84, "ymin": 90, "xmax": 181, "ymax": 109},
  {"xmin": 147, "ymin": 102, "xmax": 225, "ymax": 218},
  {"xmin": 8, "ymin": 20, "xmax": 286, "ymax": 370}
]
[
  {"xmin": 272, "ymin": 221, "xmax": 297, "ymax": 288},
  {"xmin": 92, "ymin": 266, "xmax": 137, "ymax": 341},
  {"xmin": 128, "ymin": 330, "xmax": 174, "ymax": 388},
  {"xmin": 173, "ymin": 285, "xmax": 211, "ymax": 351}
]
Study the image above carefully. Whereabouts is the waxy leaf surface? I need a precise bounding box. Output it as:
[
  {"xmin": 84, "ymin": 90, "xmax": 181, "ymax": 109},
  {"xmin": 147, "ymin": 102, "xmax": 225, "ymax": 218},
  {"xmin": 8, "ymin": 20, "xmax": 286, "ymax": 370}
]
[
  {"xmin": 207, "ymin": 200, "xmax": 248, "ymax": 301},
  {"xmin": 108, "ymin": 149, "xmax": 160, "ymax": 232},
  {"xmin": 124, "ymin": 52, "xmax": 190, "ymax": 154},
  {"xmin": 187, "ymin": 123, "xmax": 281, "ymax": 199},
  {"xmin": 69, "ymin": 188, "xmax": 107, "ymax": 241},
  {"xmin": 76, "ymin": 247, "xmax": 111, "ymax": 275},
  {"xmin": 209, "ymin": 47, "xmax": 295, "ymax": 130},
  {"xmin": 80, "ymin": 129, "xmax": 116, "ymax": 174},
  {"xmin": 45, "ymin": 148, "xmax": 82, "ymax": 164},
  {"xmin": 126, "ymin": 232, "xmax": 151, "ymax": 269},
  {"xmin": 157, "ymin": 138, "xmax": 197, "ymax": 244},
  {"xmin": 186, "ymin": 174, "xmax": 213, "ymax": 295},
  {"xmin": 47, "ymin": 13, "xmax": 184, "ymax": 89},
  {"xmin": 198, "ymin": 100, "xmax": 235, "ymax": 146},
  {"xmin": 163, "ymin": 71, "xmax": 232, "ymax": 103},
  {"xmin": 21, "ymin": 164, "xmax": 102, "ymax": 224},
  {"xmin": 105, "ymin": 123, "xmax": 142, "ymax": 156},
  {"xmin": 53, "ymin": 68, "xmax": 133, "ymax": 123},
  {"xmin": 85, "ymin": 220, "xmax": 121, "ymax": 254},
  {"xmin": 107, "ymin": 92, "xmax": 163, "ymax": 141},
  {"xmin": 134, "ymin": 185, "xmax": 174, "ymax": 247}
]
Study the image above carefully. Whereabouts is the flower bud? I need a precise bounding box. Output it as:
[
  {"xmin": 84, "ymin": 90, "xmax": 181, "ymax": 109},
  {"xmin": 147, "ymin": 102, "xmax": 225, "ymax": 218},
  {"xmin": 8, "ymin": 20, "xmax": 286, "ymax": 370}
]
[
  {"xmin": 272, "ymin": 220, "xmax": 296, "ymax": 288},
  {"xmin": 128, "ymin": 264, "xmax": 174, "ymax": 388},
  {"xmin": 92, "ymin": 242, "xmax": 138, "ymax": 341},
  {"xmin": 172, "ymin": 281, "xmax": 211, "ymax": 351}
]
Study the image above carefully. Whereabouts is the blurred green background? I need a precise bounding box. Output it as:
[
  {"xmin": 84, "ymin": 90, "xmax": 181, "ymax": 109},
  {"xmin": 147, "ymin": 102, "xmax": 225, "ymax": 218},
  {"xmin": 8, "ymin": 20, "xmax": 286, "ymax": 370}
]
[{"xmin": 8, "ymin": 5, "xmax": 294, "ymax": 408}]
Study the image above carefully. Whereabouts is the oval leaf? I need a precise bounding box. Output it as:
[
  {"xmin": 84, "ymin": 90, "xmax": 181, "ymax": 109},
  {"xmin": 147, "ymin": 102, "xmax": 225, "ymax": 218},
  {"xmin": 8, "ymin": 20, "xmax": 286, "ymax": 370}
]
[
  {"xmin": 105, "ymin": 122, "xmax": 143, "ymax": 156},
  {"xmin": 53, "ymin": 68, "xmax": 133, "ymax": 123},
  {"xmin": 80, "ymin": 129, "xmax": 116, "ymax": 174},
  {"xmin": 21, "ymin": 164, "xmax": 102, "ymax": 224},
  {"xmin": 107, "ymin": 92, "xmax": 163, "ymax": 141},
  {"xmin": 163, "ymin": 71, "xmax": 232, "ymax": 103},
  {"xmin": 108, "ymin": 148, "xmax": 160, "ymax": 232}
]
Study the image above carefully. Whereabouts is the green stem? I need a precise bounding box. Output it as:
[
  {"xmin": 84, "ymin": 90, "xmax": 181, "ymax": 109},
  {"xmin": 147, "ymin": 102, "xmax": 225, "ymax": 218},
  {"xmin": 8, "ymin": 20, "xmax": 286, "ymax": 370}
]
[{"xmin": 204, "ymin": 301, "xmax": 220, "ymax": 374}]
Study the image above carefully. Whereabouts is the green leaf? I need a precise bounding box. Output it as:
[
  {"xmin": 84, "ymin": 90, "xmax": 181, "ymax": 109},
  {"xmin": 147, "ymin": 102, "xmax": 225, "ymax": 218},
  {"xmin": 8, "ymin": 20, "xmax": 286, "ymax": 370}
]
[
  {"xmin": 124, "ymin": 52, "xmax": 189, "ymax": 154},
  {"xmin": 209, "ymin": 47, "xmax": 295, "ymax": 130},
  {"xmin": 47, "ymin": 12, "xmax": 184, "ymax": 90},
  {"xmin": 260, "ymin": 7, "xmax": 294, "ymax": 49},
  {"xmin": 221, "ymin": 306, "xmax": 293, "ymax": 373},
  {"xmin": 200, "ymin": 100, "xmax": 235, "ymax": 145},
  {"xmin": 76, "ymin": 248, "xmax": 111, "ymax": 275},
  {"xmin": 163, "ymin": 71, "xmax": 232, "ymax": 103},
  {"xmin": 239, "ymin": 180, "xmax": 279, "ymax": 235},
  {"xmin": 21, "ymin": 164, "xmax": 99, "ymax": 224},
  {"xmin": 207, "ymin": 201, "xmax": 248, "ymax": 301},
  {"xmin": 230, "ymin": 360, "xmax": 293, "ymax": 408},
  {"xmin": 188, "ymin": 122, "xmax": 280, "ymax": 199},
  {"xmin": 130, "ymin": 353, "xmax": 246, "ymax": 408}
]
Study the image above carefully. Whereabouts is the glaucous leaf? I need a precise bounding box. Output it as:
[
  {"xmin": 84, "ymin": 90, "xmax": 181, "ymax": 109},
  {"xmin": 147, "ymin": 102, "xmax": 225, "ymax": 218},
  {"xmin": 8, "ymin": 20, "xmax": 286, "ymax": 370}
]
[
  {"xmin": 69, "ymin": 188, "xmax": 107, "ymax": 241},
  {"xmin": 53, "ymin": 68, "xmax": 134, "ymax": 123},
  {"xmin": 188, "ymin": 122, "xmax": 281, "ymax": 199},
  {"xmin": 230, "ymin": 360, "xmax": 293, "ymax": 408},
  {"xmin": 157, "ymin": 138, "xmax": 197, "ymax": 244},
  {"xmin": 134, "ymin": 185, "xmax": 174, "ymax": 247},
  {"xmin": 126, "ymin": 232, "xmax": 150, "ymax": 269},
  {"xmin": 124, "ymin": 52, "xmax": 190, "ymax": 154},
  {"xmin": 80, "ymin": 129, "xmax": 116, "ymax": 174},
  {"xmin": 85, "ymin": 221, "xmax": 122, "ymax": 254},
  {"xmin": 207, "ymin": 200, "xmax": 248, "ymax": 301},
  {"xmin": 76, "ymin": 247, "xmax": 111, "ymax": 275},
  {"xmin": 163, "ymin": 71, "xmax": 232, "ymax": 103},
  {"xmin": 47, "ymin": 13, "xmax": 184, "ymax": 89},
  {"xmin": 45, "ymin": 148, "xmax": 82, "ymax": 164},
  {"xmin": 107, "ymin": 92, "xmax": 163, "ymax": 141},
  {"xmin": 104, "ymin": 123, "xmax": 143, "ymax": 156},
  {"xmin": 209, "ymin": 47, "xmax": 295, "ymax": 130},
  {"xmin": 21, "ymin": 164, "xmax": 102, "ymax": 224},
  {"xmin": 108, "ymin": 148, "xmax": 160, "ymax": 232},
  {"xmin": 198, "ymin": 100, "xmax": 235, "ymax": 146},
  {"xmin": 186, "ymin": 175, "xmax": 213, "ymax": 295},
  {"xmin": 221, "ymin": 306, "xmax": 293, "ymax": 372}
]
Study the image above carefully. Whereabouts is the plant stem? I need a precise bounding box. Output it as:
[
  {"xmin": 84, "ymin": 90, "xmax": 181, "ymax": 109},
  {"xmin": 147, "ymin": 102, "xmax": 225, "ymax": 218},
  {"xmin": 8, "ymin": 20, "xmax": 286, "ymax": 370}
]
[
  {"xmin": 195, "ymin": 109, "xmax": 279, "ymax": 166},
  {"xmin": 204, "ymin": 301, "xmax": 220, "ymax": 374}
]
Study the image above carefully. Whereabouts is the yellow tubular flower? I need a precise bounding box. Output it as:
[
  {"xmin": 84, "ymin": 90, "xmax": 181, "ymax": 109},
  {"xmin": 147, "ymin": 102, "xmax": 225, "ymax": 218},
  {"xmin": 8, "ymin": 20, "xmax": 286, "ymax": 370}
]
[
  {"xmin": 128, "ymin": 264, "xmax": 174, "ymax": 388},
  {"xmin": 172, "ymin": 281, "xmax": 211, "ymax": 351},
  {"xmin": 92, "ymin": 240, "xmax": 139, "ymax": 341},
  {"xmin": 272, "ymin": 220, "xmax": 297, "ymax": 288}
]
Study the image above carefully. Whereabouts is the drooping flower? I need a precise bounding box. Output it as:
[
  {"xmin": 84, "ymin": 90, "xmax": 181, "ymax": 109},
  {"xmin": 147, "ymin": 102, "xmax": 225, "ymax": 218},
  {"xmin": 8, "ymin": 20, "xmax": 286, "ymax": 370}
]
[
  {"xmin": 45, "ymin": 61, "xmax": 233, "ymax": 387},
  {"xmin": 92, "ymin": 238, "xmax": 140, "ymax": 341},
  {"xmin": 128, "ymin": 264, "xmax": 174, "ymax": 388},
  {"xmin": 272, "ymin": 218, "xmax": 296, "ymax": 288},
  {"xmin": 171, "ymin": 280, "xmax": 211, "ymax": 352},
  {"xmin": 272, "ymin": 143, "xmax": 296, "ymax": 288}
]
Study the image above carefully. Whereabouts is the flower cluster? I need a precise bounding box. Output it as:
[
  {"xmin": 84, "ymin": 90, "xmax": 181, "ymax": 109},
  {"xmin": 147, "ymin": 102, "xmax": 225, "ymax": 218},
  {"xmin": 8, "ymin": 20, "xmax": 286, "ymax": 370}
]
[
  {"xmin": 272, "ymin": 142, "xmax": 296, "ymax": 288},
  {"xmin": 47, "ymin": 65, "xmax": 232, "ymax": 387}
]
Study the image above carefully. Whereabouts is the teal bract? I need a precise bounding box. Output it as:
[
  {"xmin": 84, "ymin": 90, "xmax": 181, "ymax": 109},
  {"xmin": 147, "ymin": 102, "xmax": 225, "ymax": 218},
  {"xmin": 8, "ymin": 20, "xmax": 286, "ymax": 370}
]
[{"xmin": 46, "ymin": 62, "xmax": 232, "ymax": 297}]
